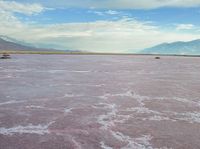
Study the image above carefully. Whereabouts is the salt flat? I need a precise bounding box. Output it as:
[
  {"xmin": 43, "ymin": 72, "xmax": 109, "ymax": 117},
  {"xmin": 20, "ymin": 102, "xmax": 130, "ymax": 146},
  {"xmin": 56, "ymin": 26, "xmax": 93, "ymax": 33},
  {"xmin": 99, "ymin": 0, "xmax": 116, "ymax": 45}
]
[{"xmin": 0, "ymin": 54, "xmax": 200, "ymax": 149}]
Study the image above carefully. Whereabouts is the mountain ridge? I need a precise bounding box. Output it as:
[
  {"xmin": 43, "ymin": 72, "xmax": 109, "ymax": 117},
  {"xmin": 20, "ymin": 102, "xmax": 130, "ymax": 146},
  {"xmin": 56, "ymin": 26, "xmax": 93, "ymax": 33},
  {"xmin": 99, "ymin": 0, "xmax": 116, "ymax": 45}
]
[
  {"xmin": 0, "ymin": 35, "xmax": 77, "ymax": 52},
  {"xmin": 141, "ymin": 39, "xmax": 200, "ymax": 55}
]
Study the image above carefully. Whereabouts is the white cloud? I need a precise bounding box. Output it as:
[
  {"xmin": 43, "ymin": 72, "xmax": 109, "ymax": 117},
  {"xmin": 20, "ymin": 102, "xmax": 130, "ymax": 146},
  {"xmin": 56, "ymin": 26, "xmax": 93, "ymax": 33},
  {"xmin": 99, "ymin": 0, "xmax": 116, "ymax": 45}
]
[
  {"xmin": 15, "ymin": 0, "xmax": 200, "ymax": 9},
  {"xmin": 0, "ymin": 10, "xmax": 23, "ymax": 30},
  {"xmin": 88, "ymin": 10, "xmax": 121, "ymax": 16},
  {"xmin": 91, "ymin": 11, "xmax": 104, "ymax": 16},
  {"xmin": 1, "ymin": 13, "xmax": 200, "ymax": 53},
  {"xmin": 176, "ymin": 24, "xmax": 195, "ymax": 30},
  {"xmin": 105, "ymin": 10, "xmax": 120, "ymax": 15},
  {"xmin": 103, "ymin": 0, "xmax": 200, "ymax": 9},
  {"xmin": 0, "ymin": 0, "xmax": 45, "ymax": 15}
]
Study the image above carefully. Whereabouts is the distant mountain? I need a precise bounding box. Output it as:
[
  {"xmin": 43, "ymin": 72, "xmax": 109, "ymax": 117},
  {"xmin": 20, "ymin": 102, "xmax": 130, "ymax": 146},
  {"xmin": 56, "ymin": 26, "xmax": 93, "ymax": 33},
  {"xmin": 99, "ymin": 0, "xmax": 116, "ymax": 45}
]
[
  {"xmin": 0, "ymin": 35, "xmax": 77, "ymax": 52},
  {"xmin": 0, "ymin": 36, "xmax": 37, "ymax": 51},
  {"xmin": 141, "ymin": 39, "xmax": 200, "ymax": 55}
]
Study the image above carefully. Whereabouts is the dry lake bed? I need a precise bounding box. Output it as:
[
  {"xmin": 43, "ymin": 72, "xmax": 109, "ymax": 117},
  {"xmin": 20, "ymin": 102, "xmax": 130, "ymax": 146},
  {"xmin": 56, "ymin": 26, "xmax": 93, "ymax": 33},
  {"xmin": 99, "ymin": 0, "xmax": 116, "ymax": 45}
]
[{"xmin": 0, "ymin": 54, "xmax": 200, "ymax": 149}]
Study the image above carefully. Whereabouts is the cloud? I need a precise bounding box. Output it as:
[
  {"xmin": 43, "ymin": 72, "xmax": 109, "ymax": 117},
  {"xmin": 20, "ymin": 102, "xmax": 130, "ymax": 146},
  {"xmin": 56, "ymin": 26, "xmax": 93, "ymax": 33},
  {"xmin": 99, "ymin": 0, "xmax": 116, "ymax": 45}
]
[
  {"xmin": 90, "ymin": 11, "xmax": 104, "ymax": 16},
  {"xmin": 1, "ymin": 12, "xmax": 200, "ymax": 53},
  {"xmin": 104, "ymin": 0, "xmax": 200, "ymax": 9},
  {"xmin": 88, "ymin": 10, "xmax": 121, "ymax": 16},
  {"xmin": 9, "ymin": 0, "xmax": 200, "ymax": 9},
  {"xmin": 105, "ymin": 10, "xmax": 120, "ymax": 15},
  {"xmin": 176, "ymin": 24, "xmax": 195, "ymax": 30},
  {"xmin": 0, "ymin": 0, "xmax": 45, "ymax": 15},
  {"xmin": 0, "ymin": 10, "xmax": 23, "ymax": 30}
]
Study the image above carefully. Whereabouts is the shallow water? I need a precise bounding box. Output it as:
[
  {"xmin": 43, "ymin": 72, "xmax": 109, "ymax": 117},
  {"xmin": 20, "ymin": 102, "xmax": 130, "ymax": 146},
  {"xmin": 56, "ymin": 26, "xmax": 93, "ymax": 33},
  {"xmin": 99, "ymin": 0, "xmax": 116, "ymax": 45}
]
[{"xmin": 0, "ymin": 54, "xmax": 200, "ymax": 149}]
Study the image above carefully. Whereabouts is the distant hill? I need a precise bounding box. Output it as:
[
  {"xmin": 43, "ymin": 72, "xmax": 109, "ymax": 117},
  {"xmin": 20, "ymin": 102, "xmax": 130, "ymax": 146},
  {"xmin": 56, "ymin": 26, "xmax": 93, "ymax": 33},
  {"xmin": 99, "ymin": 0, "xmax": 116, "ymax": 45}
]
[
  {"xmin": 0, "ymin": 35, "xmax": 77, "ymax": 52},
  {"xmin": 141, "ymin": 39, "xmax": 200, "ymax": 55},
  {"xmin": 0, "ymin": 36, "xmax": 38, "ymax": 51}
]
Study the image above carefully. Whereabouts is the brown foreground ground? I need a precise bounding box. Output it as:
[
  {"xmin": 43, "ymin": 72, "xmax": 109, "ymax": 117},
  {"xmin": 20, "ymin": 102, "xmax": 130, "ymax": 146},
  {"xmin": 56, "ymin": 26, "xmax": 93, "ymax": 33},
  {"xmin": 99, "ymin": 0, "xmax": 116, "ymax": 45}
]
[{"xmin": 0, "ymin": 54, "xmax": 200, "ymax": 149}]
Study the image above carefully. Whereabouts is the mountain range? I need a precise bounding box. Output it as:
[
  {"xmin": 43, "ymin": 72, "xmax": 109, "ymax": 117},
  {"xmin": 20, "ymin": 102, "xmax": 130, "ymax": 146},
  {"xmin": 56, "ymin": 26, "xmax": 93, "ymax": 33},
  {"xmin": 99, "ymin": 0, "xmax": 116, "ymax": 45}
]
[
  {"xmin": 0, "ymin": 35, "xmax": 75, "ymax": 52},
  {"xmin": 141, "ymin": 39, "xmax": 200, "ymax": 55},
  {"xmin": 1, "ymin": 35, "xmax": 200, "ymax": 55}
]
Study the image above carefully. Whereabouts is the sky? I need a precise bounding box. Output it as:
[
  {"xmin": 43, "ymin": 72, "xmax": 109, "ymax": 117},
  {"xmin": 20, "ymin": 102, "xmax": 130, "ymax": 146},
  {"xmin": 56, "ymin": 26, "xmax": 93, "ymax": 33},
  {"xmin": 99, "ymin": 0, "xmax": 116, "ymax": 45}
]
[{"xmin": 1, "ymin": 0, "xmax": 200, "ymax": 53}]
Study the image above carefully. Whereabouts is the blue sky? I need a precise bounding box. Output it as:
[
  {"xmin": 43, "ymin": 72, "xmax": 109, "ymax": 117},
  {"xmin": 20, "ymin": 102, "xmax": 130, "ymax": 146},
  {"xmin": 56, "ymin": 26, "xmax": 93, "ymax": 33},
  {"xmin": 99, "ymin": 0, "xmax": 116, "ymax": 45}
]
[{"xmin": 1, "ymin": 0, "xmax": 200, "ymax": 53}]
